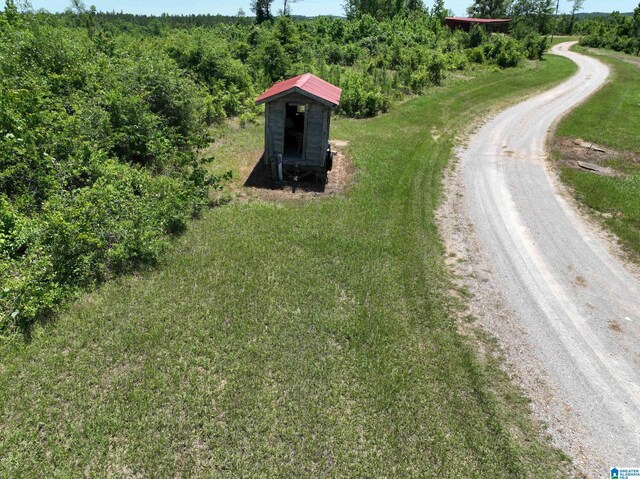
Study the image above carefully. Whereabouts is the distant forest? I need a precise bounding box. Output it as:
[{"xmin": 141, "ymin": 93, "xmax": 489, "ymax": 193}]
[
  {"xmin": 37, "ymin": 9, "xmax": 633, "ymax": 28},
  {"xmin": 574, "ymin": 11, "xmax": 634, "ymax": 18}
]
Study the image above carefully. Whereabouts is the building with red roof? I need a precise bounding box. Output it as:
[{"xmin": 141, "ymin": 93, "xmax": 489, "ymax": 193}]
[
  {"xmin": 256, "ymin": 73, "xmax": 342, "ymax": 184},
  {"xmin": 256, "ymin": 73, "xmax": 342, "ymax": 107}
]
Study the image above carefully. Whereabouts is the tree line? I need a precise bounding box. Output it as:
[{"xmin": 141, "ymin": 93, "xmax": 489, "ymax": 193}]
[{"xmin": 578, "ymin": 5, "xmax": 640, "ymax": 55}]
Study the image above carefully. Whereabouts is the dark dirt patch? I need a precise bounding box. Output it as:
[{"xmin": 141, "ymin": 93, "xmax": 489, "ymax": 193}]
[
  {"xmin": 608, "ymin": 320, "xmax": 623, "ymax": 333},
  {"xmin": 574, "ymin": 275, "xmax": 587, "ymax": 287},
  {"xmin": 553, "ymin": 137, "xmax": 640, "ymax": 176},
  {"xmin": 241, "ymin": 141, "xmax": 354, "ymax": 202}
]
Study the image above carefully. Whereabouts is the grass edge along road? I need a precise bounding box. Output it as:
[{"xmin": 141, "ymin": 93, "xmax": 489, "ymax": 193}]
[
  {"xmin": 0, "ymin": 56, "xmax": 577, "ymax": 477},
  {"xmin": 554, "ymin": 46, "xmax": 640, "ymax": 260}
]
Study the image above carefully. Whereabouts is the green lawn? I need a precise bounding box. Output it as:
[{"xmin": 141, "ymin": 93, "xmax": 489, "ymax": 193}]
[
  {"xmin": 555, "ymin": 46, "xmax": 640, "ymax": 258},
  {"xmin": 0, "ymin": 56, "xmax": 577, "ymax": 478},
  {"xmin": 549, "ymin": 35, "xmax": 580, "ymax": 47}
]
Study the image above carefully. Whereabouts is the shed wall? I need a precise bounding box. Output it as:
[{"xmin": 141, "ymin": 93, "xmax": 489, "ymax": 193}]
[
  {"xmin": 322, "ymin": 109, "xmax": 331, "ymax": 158},
  {"xmin": 263, "ymin": 94, "xmax": 333, "ymax": 168},
  {"xmin": 303, "ymin": 103, "xmax": 326, "ymax": 167},
  {"xmin": 265, "ymin": 100, "xmax": 285, "ymax": 165}
]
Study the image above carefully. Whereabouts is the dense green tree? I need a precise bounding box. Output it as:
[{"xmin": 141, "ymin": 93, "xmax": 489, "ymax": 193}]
[
  {"xmin": 467, "ymin": 0, "xmax": 510, "ymax": 18},
  {"xmin": 344, "ymin": 0, "xmax": 380, "ymax": 18},
  {"xmin": 567, "ymin": 0, "xmax": 584, "ymax": 33},
  {"xmin": 251, "ymin": 0, "xmax": 274, "ymax": 23},
  {"xmin": 579, "ymin": 10, "xmax": 639, "ymax": 54},
  {"xmin": 1, "ymin": 0, "xmax": 18, "ymax": 24},
  {"xmin": 406, "ymin": 0, "xmax": 425, "ymax": 11},
  {"xmin": 431, "ymin": 0, "xmax": 446, "ymax": 24},
  {"xmin": 282, "ymin": 0, "xmax": 300, "ymax": 16},
  {"xmin": 509, "ymin": 0, "xmax": 554, "ymax": 35}
]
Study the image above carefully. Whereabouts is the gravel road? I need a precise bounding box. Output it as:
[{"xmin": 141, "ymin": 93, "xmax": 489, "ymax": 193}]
[{"xmin": 458, "ymin": 42, "xmax": 640, "ymax": 470}]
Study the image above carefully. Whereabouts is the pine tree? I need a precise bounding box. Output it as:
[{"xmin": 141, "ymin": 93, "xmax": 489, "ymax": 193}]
[
  {"xmin": 568, "ymin": 0, "xmax": 584, "ymax": 34},
  {"xmin": 509, "ymin": 0, "xmax": 554, "ymax": 34},
  {"xmin": 251, "ymin": 0, "xmax": 274, "ymax": 23},
  {"xmin": 431, "ymin": 0, "xmax": 446, "ymax": 24},
  {"xmin": 467, "ymin": 0, "xmax": 509, "ymax": 18},
  {"xmin": 282, "ymin": 0, "xmax": 301, "ymax": 16},
  {"xmin": 406, "ymin": 0, "xmax": 425, "ymax": 13}
]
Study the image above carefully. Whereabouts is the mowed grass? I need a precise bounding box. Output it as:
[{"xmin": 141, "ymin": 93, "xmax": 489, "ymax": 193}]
[
  {"xmin": 549, "ymin": 35, "xmax": 580, "ymax": 47},
  {"xmin": 0, "ymin": 56, "xmax": 577, "ymax": 478},
  {"xmin": 555, "ymin": 47, "xmax": 640, "ymax": 258}
]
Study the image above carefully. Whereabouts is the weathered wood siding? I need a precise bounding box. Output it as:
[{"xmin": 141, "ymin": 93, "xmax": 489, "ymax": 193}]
[
  {"xmin": 283, "ymin": 93, "xmax": 312, "ymax": 105},
  {"xmin": 322, "ymin": 109, "xmax": 331, "ymax": 161},
  {"xmin": 265, "ymin": 100, "xmax": 285, "ymax": 165},
  {"xmin": 304, "ymin": 103, "xmax": 325, "ymax": 166},
  {"xmin": 264, "ymin": 102, "xmax": 270, "ymax": 164}
]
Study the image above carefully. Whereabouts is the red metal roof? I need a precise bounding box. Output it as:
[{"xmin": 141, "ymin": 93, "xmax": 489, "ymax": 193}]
[
  {"xmin": 256, "ymin": 73, "xmax": 342, "ymax": 107},
  {"xmin": 445, "ymin": 17, "xmax": 511, "ymax": 24}
]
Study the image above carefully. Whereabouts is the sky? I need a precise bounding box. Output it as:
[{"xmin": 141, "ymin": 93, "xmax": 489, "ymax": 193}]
[{"xmin": 24, "ymin": 0, "xmax": 639, "ymax": 17}]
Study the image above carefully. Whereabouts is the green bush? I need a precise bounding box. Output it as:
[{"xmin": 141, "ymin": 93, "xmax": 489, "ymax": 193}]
[
  {"xmin": 578, "ymin": 12, "xmax": 640, "ymax": 56},
  {"xmin": 0, "ymin": 159, "xmax": 215, "ymax": 330},
  {"xmin": 522, "ymin": 33, "xmax": 549, "ymax": 61},
  {"xmin": 339, "ymin": 71, "xmax": 389, "ymax": 118},
  {"xmin": 467, "ymin": 46, "xmax": 486, "ymax": 64},
  {"xmin": 0, "ymin": 8, "xmax": 224, "ymax": 332},
  {"xmin": 483, "ymin": 35, "xmax": 525, "ymax": 68},
  {"xmin": 467, "ymin": 24, "xmax": 487, "ymax": 48}
]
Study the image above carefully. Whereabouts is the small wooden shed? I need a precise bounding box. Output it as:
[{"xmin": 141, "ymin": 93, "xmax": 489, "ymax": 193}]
[{"xmin": 256, "ymin": 73, "xmax": 342, "ymax": 183}]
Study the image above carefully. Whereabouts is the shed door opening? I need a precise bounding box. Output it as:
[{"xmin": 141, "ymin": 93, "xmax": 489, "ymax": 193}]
[{"xmin": 284, "ymin": 103, "xmax": 307, "ymax": 160}]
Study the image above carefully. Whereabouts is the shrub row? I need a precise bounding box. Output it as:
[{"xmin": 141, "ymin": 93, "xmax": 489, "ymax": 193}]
[
  {"xmin": 0, "ymin": 4, "xmax": 223, "ymax": 332},
  {"xmin": 0, "ymin": 2, "xmax": 543, "ymax": 332},
  {"xmin": 578, "ymin": 11, "xmax": 640, "ymax": 56}
]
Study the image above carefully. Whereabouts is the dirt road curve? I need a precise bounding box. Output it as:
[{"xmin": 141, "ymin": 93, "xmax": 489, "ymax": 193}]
[{"xmin": 461, "ymin": 43, "xmax": 640, "ymax": 466}]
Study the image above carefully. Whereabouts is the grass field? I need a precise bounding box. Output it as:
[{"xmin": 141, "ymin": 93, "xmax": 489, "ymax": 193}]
[
  {"xmin": 0, "ymin": 56, "xmax": 577, "ymax": 477},
  {"xmin": 549, "ymin": 35, "xmax": 580, "ymax": 47},
  {"xmin": 555, "ymin": 46, "xmax": 640, "ymax": 258}
]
